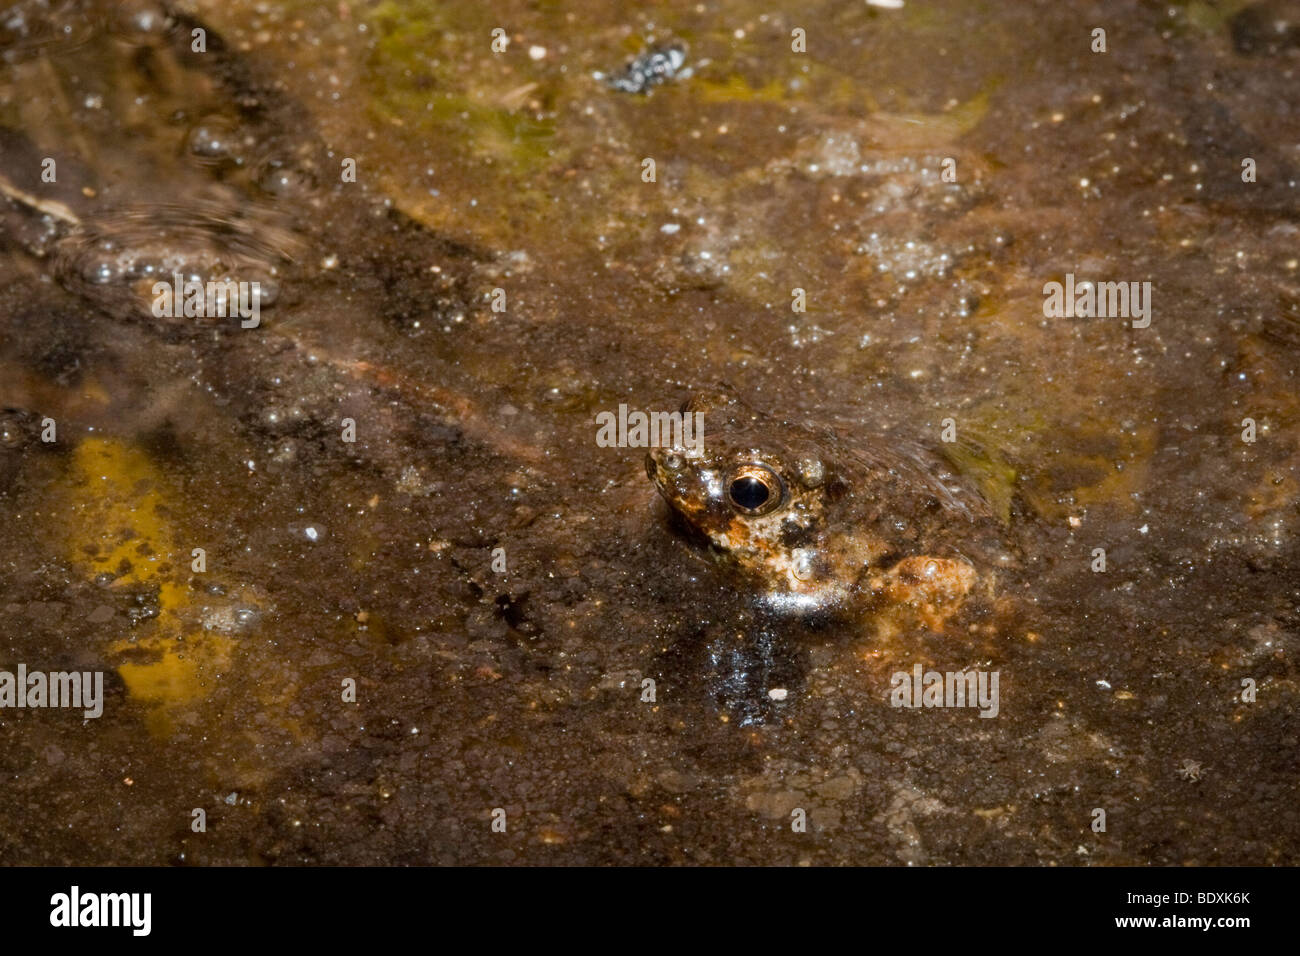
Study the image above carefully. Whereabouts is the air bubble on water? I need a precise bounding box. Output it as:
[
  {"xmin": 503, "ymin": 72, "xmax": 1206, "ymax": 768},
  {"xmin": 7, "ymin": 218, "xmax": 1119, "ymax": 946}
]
[
  {"xmin": 201, "ymin": 602, "xmax": 261, "ymax": 633},
  {"xmin": 0, "ymin": 416, "xmax": 27, "ymax": 448},
  {"xmin": 127, "ymin": 601, "xmax": 159, "ymax": 624},
  {"xmin": 257, "ymin": 160, "xmax": 316, "ymax": 199},
  {"xmin": 288, "ymin": 522, "xmax": 323, "ymax": 542},
  {"xmin": 113, "ymin": 1, "xmax": 170, "ymax": 36},
  {"xmin": 252, "ymin": 277, "xmax": 279, "ymax": 307},
  {"xmin": 187, "ymin": 117, "xmax": 242, "ymax": 163},
  {"xmin": 86, "ymin": 260, "xmax": 117, "ymax": 284}
]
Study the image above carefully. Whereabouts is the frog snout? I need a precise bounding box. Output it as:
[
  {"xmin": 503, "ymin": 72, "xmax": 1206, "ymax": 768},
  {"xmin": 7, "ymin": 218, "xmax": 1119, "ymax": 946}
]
[
  {"xmin": 645, "ymin": 451, "xmax": 672, "ymax": 495},
  {"xmin": 646, "ymin": 447, "xmax": 687, "ymax": 487}
]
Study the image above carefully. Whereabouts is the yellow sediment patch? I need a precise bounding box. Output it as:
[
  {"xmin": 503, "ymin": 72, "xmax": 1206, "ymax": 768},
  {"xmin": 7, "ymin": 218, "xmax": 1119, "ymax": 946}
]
[{"xmin": 56, "ymin": 437, "xmax": 233, "ymax": 732}]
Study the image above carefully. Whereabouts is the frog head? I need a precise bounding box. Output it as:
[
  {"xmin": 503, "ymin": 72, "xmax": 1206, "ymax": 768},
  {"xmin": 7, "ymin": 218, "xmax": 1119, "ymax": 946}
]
[{"xmin": 646, "ymin": 392, "xmax": 860, "ymax": 609}]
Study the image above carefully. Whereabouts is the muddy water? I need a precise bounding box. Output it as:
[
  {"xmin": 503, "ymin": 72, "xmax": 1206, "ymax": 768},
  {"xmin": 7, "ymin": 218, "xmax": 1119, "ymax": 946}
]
[{"xmin": 0, "ymin": 0, "xmax": 1297, "ymax": 864}]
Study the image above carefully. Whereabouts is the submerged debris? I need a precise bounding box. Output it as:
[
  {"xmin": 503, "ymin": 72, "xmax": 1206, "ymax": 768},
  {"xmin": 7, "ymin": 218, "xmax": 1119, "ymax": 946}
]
[{"xmin": 598, "ymin": 43, "xmax": 688, "ymax": 94}]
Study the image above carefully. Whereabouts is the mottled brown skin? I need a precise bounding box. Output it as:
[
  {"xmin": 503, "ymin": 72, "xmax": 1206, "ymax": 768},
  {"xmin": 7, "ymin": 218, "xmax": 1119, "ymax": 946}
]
[{"xmin": 647, "ymin": 392, "xmax": 991, "ymax": 626}]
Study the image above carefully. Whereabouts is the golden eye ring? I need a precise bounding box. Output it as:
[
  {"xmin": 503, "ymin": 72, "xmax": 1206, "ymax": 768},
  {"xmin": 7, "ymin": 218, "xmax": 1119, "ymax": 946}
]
[{"xmin": 726, "ymin": 464, "xmax": 784, "ymax": 515}]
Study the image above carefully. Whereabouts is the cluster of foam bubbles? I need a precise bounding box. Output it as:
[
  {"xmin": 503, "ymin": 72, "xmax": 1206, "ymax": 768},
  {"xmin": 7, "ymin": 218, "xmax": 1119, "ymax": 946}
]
[
  {"xmin": 0, "ymin": 0, "xmax": 96, "ymax": 63},
  {"xmin": 54, "ymin": 196, "xmax": 299, "ymax": 325},
  {"xmin": 184, "ymin": 114, "xmax": 320, "ymax": 203},
  {"xmin": 5, "ymin": 0, "xmax": 326, "ymax": 332},
  {"xmin": 1, "ymin": 0, "xmax": 178, "ymax": 63}
]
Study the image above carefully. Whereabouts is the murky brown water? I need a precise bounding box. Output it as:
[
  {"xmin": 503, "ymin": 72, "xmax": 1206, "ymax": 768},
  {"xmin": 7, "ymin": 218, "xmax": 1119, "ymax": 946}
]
[{"xmin": 0, "ymin": 0, "xmax": 1297, "ymax": 865}]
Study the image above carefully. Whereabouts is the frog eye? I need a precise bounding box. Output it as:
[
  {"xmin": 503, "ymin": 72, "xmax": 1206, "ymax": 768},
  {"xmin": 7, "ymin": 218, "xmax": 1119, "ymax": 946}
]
[{"xmin": 726, "ymin": 465, "xmax": 784, "ymax": 516}]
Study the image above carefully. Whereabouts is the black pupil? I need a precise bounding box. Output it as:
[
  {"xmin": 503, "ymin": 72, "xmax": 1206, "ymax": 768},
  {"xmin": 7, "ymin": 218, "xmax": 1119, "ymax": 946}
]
[{"xmin": 730, "ymin": 475, "xmax": 771, "ymax": 511}]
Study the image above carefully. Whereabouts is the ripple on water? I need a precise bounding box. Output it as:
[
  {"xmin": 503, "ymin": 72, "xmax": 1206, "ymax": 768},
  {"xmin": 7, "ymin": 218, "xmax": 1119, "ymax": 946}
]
[
  {"xmin": 52, "ymin": 195, "xmax": 302, "ymax": 326},
  {"xmin": 0, "ymin": 0, "xmax": 98, "ymax": 63}
]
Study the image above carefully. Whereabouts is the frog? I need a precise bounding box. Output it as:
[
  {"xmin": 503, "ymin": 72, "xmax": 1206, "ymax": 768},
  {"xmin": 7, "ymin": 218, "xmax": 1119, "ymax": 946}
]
[{"xmin": 646, "ymin": 391, "xmax": 1003, "ymax": 629}]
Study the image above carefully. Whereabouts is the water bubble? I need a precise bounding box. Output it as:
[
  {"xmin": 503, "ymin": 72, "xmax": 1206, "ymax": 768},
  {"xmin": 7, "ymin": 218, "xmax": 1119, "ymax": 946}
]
[
  {"xmin": 0, "ymin": 413, "xmax": 30, "ymax": 449},
  {"xmin": 186, "ymin": 117, "xmax": 243, "ymax": 164},
  {"xmin": 288, "ymin": 522, "xmax": 325, "ymax": 543},
  {"xmin": 127, "ymin": 601, "xmax": 160, "ymax": 624},
  {"xmin": 251, "ymin": 276, "xmax": 280, "ymax": 308},
  {"xmin": 797, "ymin": 457, "xmax": 824, "ymax": 487},
  {"xmin": 112, "ymin": 1, "xmax": 172, "ymax": 37},
  {"xmin": 792, "ymin": 549, "xmax": 816, "ymax": 581},
  {"xmin": 84, "ymin": 259, "xmax": 117, "ymax": 285},
  {"xmin": 256, "ymin": 160, "xmax": 317, "ymax": 199}
]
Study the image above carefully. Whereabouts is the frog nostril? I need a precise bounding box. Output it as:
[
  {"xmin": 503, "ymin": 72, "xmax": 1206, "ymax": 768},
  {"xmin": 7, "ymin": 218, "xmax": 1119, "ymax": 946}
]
[{"xmin": 645, "ymin": 454, "xmax": 658, "ymax": 482}]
